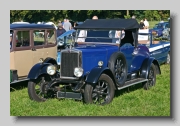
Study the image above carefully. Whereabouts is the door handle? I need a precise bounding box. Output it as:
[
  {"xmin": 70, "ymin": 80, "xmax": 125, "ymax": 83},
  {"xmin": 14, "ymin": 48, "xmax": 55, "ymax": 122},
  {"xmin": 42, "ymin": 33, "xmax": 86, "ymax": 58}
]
[{"xmin": 32, "ymin": 48, "xmax": 36, "ymax": 51}]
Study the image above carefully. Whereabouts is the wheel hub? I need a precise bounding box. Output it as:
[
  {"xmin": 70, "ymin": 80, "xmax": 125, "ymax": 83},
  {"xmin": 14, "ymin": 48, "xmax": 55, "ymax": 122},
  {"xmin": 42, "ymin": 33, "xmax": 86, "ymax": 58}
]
[{"xmin": 40, "ymin": 82, "xmax": 48, "ymax": 94}]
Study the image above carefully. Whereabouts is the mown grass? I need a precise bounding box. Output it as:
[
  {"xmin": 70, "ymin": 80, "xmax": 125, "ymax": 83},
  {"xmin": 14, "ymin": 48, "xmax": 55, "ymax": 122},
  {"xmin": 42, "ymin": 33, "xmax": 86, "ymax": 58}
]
[
  {"xmin": 148, "ymin": 21, "xmax": 159, "ymax": 29},
  {"xmin": 10, "ymin": 64, "xmax": 170, "ymax": 116}
]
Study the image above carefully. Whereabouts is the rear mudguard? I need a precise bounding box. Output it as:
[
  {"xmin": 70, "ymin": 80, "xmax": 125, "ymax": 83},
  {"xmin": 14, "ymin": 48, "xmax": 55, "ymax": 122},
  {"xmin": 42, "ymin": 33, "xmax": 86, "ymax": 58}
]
[
  {"xmin": 85, "ymin": 66, "xmax": 116, "ymax": 88},
  {"xmin": 27, "ymin": 63, "xmax": 52, "ymax": 79},
  {"xmin": 140, "ymin": 57, "xmax": 161, "ymax": 79}
]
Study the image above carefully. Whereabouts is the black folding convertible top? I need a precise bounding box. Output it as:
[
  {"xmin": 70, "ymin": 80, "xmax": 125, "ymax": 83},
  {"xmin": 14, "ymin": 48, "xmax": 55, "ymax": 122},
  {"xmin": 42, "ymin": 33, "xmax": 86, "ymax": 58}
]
[{"xmin": 74, "ymin": 19, "xmax": 140, "ymax": 30}]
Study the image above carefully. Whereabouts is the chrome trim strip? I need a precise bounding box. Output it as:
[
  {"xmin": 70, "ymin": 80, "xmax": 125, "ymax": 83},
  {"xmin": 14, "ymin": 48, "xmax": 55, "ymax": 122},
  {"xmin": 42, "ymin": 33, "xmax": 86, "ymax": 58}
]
[{"xmin": 60, "ymin": 76, "xmax": 79, "ymax": 80}]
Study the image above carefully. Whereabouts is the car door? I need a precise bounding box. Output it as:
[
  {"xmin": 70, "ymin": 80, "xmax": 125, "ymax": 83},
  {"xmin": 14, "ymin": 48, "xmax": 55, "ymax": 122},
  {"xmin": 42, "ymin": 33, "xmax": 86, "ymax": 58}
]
[
  {"xmin": 149, "ymin": 40, "xmax": 165, "ymax": 64},
  {"xmin": 11, "ymin": 30, "xmax": 33, "ymax": 77},
  {"xmin": 46, "ymin": 29, "xmax": 57, "ymax": 60},
  {"xmin": 32, "ymin": 29, "xmax": 48, "ymax": 65}
]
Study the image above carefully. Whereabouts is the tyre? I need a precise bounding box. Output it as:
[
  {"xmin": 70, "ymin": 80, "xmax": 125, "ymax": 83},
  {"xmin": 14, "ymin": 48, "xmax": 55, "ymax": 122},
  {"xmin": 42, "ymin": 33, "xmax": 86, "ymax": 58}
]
[
  {"xmin": 143, "ymin": 63, "xmax": 156, "ymax": 90},
  {"xmin": 28, "ymin": 76, "xmax": 52, "ymax": 102},
  {"xmin": 84, "ymin": 74, "xmax": 115, "ymax": 105},
  {"xmin": 166, "ymin": 52, "xmax": 170, "ymax": 64},
  {"xmin": 108, "ymin": 52, "xmax": 128, "ymax": 86}
]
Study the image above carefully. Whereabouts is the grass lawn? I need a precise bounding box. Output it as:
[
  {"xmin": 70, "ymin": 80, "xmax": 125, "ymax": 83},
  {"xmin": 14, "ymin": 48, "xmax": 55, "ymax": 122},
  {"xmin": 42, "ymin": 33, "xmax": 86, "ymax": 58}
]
[
  {"xmin": 149, "ymin": 21, "xmax": 160, "ymax": 29},
  {"xmin": 10, "ymin": 64, "xmax": 170, "ymax": 116}
]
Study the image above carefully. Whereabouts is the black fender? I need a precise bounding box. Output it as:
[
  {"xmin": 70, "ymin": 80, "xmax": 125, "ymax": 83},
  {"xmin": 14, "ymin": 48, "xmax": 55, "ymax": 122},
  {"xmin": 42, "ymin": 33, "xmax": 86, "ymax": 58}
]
[
  {"xmin": 43, "ymin": 57, "xmax": 57, "ymax": 66},
  {"xmin": 85, "ymin": 66, "xmax": 116, "ymax": 89},
  {"xmin": 27, "ymin": 63, "xmax": 52, "ymax": 80},
  {"xmin": 140, "ymin": 57, "xmax": 161, "ymax": 79}
]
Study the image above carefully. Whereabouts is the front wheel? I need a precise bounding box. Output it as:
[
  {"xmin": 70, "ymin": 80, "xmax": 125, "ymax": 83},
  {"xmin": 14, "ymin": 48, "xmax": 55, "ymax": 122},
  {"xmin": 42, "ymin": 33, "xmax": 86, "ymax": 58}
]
[
  {"xmin": 84, "ymin": 74, "xmax": 115, "ymax": 105},
  {"xmin": 143, "ymin": 63, "xmax": 156, "ymax": 90},
  {"xmin": 28, "ymin": 76, "xmax": 53, "ymax": 102}
]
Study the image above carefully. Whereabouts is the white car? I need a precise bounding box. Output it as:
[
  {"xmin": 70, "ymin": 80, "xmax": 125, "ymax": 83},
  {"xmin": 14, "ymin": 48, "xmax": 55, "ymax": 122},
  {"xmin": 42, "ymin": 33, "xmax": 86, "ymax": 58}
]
[
  {"xmin": 45, "ymin": 22, "xmax": 57, "ymax": 29},
  {"xmin": 12, "ymin": 22, "xmax": 30, "ymax": 24}
]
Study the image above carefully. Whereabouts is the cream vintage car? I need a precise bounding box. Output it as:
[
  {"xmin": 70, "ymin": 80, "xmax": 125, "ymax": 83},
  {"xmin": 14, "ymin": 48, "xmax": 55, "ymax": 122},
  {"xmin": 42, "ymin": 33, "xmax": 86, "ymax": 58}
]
[{"xmin": 10, "ymin": 23, "xmax": 58, "ymax": 84}]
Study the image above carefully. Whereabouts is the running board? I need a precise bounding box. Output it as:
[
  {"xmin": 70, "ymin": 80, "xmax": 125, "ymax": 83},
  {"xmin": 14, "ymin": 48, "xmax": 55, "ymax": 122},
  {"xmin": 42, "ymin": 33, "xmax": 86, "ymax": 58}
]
[
  {"xmin": 117, "ymin": 78, "xmax": 148, "ymax": 90},
  {"xmin": 57, "ymin": 91, "xmax": 82, "ymax": 100},
  {"xmin": 10, "ymin": 78, "xmax": 29, "ymax": 84}
]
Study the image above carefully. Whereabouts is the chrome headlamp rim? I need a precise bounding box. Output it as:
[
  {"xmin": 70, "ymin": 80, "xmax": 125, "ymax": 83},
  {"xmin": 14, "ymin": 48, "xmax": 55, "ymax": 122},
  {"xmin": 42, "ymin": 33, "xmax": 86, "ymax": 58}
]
[
  {"xmin": 74, "ymin": 67, "xmax": 83, "ymax": 77},
  {"xmin": 47, "ymin": 65, "xmax": 57, "ymax": 75},
  {"xmin": 98, "ymin": 61, "xmax": 103, "ymax": 67}
]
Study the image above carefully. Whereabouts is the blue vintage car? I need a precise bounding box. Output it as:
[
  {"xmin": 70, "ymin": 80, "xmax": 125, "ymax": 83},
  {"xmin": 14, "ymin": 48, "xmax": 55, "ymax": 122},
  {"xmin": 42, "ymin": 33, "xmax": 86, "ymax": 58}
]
[
  {"xmin": 138, "ymin": 30, "xmax": 170, "ymax": 64},
  {"xmin": 27, "ymin": 19, "xmax": 161, "ymax": 105},
  {"xmin": 57, "ymin": 29, "xmax": 170, "ymax": 66},
  {"xmin": 149, "ymin": 22, "xmax": 169, "ymax": 38}
]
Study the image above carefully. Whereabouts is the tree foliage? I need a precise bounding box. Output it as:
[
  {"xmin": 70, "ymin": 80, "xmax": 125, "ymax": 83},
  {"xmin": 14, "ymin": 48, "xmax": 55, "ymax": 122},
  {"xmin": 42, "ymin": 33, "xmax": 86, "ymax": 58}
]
[{"xmin": 10, "ymin": 10, "xmax": 170, "ymax": 24}]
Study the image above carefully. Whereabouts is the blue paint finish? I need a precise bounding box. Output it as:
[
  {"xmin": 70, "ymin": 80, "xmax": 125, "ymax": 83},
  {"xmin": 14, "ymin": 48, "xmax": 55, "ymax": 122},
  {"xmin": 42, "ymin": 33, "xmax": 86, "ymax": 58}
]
[
  {"xmin": 149, "ymin": 41, "xmax": 170, "ymax": 64},
  {"xmin": 140, "ymin": 57, "xmax": 156, "ymax": 79},
  {"xmin": 138, "ymin": 32, "xmax": 170, "ymax": 65},
  {"xmin": 149, "ymin": 22, "xmax": 169, "ymax": 37},
  {"xmin": 74, "ymin": 43, "xmax": 150, "ymax": 76},
  {"xmin": 85, "ymin": 66, "xmax": 112, "ymax": 84},
  {"xmin": 120, "ymin": 45, "xmax": 134, "ymax": 72},
  {"xmin": 57, "ymin": 29, "xmax": 76, "ymax": 39},
  {"xmin": 27, "ymin": 63, "xmax": 51, "ymax": 79},
  {"xmin": 130, "ymin": 45, "xmax": 150, "ymax": 72},
  {"xmin": 75, "ymin": 44, "xmax": 119, "ymax": 76},
  {"xmin": 57, "ymin": 52, "xmax": 61, "ymax": 65}
]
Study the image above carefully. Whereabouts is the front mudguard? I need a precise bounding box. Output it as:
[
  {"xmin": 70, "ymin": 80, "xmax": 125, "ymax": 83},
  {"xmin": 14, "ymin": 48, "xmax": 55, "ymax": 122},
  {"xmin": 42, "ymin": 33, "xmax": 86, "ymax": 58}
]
[
  {"xmin": 27, "ymin": 63, "xmax": 52, "ymax": 80},
  {"xmin": 43, "ymin": 57, "xmax": 57, "ymax": 66},
  {"xmin": 85, "ymin": 66, "xmax": 115, "ymax": 88},
  {"xmin": 140, "ymin": 57, "xmax": 161, "ymax": 79}
]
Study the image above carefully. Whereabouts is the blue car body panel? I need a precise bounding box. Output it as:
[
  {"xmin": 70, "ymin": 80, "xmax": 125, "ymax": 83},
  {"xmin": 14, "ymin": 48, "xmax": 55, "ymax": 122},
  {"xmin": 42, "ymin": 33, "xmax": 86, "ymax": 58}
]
[
  {"xmin": 138, "ymin": 31, "xmax": 170, "ymax": 64},
  {"xmin": 149, "ymin": 41, "xmax": 170, "ymax": 64},
  {"xmin": 57, "ymin": 29, "xmax": 76, "ymax": 39}
]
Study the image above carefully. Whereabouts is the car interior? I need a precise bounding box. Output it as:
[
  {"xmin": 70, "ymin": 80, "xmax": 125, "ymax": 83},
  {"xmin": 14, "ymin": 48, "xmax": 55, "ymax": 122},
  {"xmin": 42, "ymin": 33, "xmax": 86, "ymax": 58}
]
[{"xmin": 77, "ymin": 30, "xmax": 135, "ymax": 47}]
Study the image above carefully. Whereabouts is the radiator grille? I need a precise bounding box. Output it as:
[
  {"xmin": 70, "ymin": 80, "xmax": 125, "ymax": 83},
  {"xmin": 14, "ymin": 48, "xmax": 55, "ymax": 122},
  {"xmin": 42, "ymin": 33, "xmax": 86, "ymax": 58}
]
[{"xmin": 61, "ymin": 51, "xmax": 80, "ymax": 77}]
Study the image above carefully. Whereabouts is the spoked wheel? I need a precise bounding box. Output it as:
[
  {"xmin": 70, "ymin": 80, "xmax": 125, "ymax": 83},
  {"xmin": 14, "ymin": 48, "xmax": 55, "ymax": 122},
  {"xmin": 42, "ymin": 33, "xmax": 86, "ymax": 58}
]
[
  {"xmin": 108, "ymin": 52, "xmax": 127, "ymax": 86},
  {"xmin": 28, "ymin": 76, "xmax": 54, "ymax": 102},
  {"xmin": 84, "ymin": 74, "xmax": 115, "ymax": 105},
  {"xmin": 143, "ymin": 63, "xmax": 156, "ymax": 90},
  {"xmin": 166, "ymin": 52, "xmax": 170, "ymax": 64}
]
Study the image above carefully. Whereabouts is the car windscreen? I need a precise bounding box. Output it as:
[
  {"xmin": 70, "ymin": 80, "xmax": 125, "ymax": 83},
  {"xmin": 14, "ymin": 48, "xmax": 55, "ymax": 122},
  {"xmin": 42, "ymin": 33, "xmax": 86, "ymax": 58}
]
[{"xmin": 75, "ymin": 29, "xmax": 127, "ymax": 44}]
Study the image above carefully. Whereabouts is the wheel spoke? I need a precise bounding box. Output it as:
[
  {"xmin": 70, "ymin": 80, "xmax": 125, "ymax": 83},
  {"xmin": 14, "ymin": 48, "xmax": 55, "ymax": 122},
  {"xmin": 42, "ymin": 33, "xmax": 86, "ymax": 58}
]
[
  {"xmin": 38, "ymin": 91, "xmax": 42, "ymax": 95},
  {"xmin": 101, "ymin": 82, "xmax": 105, "ymax": 88},
  {"xmin": 102, "ymin": 86, "xmax": 107, "ymax": 91},
  {"xmin": 101, "ymin": 92, "xmax": 108, "ymax": 95},
  {"xmin": 92, "ymin": 93, "xmax": 97, "ymax": 98}
]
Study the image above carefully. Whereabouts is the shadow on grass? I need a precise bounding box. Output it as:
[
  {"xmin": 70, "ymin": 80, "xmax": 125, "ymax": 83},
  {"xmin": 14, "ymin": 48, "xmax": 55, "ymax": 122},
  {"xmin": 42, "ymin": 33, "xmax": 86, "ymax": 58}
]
[
  {"xmin": 114, "ymin": 83, "xmax": 143, "ymax": 98},
  {"xmin": 10, "ymin": 80, "xmax": 28, "ymax": 92}
]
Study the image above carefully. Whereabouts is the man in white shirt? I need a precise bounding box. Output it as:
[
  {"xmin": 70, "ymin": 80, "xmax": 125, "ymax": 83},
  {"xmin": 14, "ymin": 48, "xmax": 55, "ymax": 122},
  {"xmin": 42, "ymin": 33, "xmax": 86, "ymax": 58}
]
[
  {"xmin": 144, "ymin": 18, "xmax": 149, "ymax": 29},
  {"xmin": 77, "ymin": 16, "xmax": 98, "ymax": 42},
  {"xmin": 63, "ymin": 19, "xmax": 72, "ymax": 31}
]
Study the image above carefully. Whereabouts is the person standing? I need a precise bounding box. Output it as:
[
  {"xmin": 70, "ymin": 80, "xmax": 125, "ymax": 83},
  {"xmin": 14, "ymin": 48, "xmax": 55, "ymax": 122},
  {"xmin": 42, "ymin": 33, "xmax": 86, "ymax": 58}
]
[
  {"xmin": 139, "ymin": 20, "xmax": 145, "ymax": 29},
  {"xmin": 63, "ymin": 18, "xmax": 72, "ymax": 31},
  {"xmin": 92, "ymin": 15, "xmax": 98, "ymax": 20},
  {"xmin": 58, "ymin": 20, "xmax": 62, "ymax": 25},
  {"xmin": 144, "ymin": 18, "xmax": 149, "ymax": 29},
  {"xmin": 77, "ymin": 15, "xmax": 98, "ymax": 42},
  {"xmin": 10, "ymin": 34, "xmax": 12, "ymax": 49},
  {"xmin": 57, "ymin": 23, "xmax": 66, "ymax": 37},
  {"xmin": 62, "ymin": 19, "xmax": 66, "ymax": 26},
  {"xmin": 132, "ymin": 15, "xmax": 136, "ymax": 19}
]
